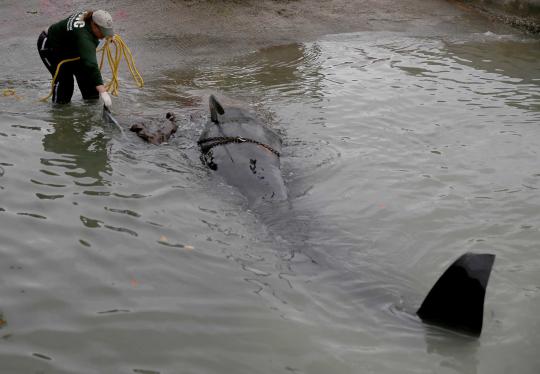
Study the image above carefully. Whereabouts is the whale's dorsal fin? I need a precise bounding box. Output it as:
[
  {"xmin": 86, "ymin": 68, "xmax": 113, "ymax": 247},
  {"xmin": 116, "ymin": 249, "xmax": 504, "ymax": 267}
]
[
  {"xmin": 209, "ymin": 95, "xmax": 225, "ymax": 124},
  {"xmin": 417, "ymin": 252, "xmax": 495, "ymax": 337}
]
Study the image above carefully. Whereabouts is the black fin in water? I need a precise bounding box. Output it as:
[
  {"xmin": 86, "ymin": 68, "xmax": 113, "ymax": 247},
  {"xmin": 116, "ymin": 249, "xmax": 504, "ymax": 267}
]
[
  {"xmin": 417, "ymin": 252, "xmax": 495, "ymax": 337},
  {"xmin": 209, "ymin": 94, "xmax": 225, "ymax": 124}
]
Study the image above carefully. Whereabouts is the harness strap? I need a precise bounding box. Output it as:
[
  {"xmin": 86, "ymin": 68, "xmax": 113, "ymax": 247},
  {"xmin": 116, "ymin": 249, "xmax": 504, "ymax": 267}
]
[{"xmin": 198, "ymin": 136, "xmax": 280, "ymax": 158}]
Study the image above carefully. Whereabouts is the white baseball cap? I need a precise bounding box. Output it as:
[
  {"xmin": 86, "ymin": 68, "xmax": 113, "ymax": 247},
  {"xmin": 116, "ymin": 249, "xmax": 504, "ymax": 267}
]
[{"xmin": 92, "ymin": 10, "xmax": 114, "ymax": 37}]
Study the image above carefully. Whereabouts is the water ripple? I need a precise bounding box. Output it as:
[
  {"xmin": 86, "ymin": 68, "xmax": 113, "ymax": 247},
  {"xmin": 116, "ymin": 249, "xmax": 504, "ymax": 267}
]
[{"xmin": 0, "ymin": 31, "xmax": 539, "ymax": 374}]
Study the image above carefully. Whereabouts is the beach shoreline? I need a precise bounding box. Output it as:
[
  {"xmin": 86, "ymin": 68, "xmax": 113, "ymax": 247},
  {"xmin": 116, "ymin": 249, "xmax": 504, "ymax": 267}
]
[{"xmin": 1, "ymin": 0, "xmax": 521, "ymax": 69}]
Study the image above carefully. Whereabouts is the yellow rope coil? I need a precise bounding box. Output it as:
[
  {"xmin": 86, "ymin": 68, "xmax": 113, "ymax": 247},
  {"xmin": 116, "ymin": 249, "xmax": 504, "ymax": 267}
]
[
  {"xmin": 40, "ymin": 34, "xmax": 143, "ymax": 102},
  {"xmin": 98, "ymin": 34, "xmax": 144, "ymax": 96}
]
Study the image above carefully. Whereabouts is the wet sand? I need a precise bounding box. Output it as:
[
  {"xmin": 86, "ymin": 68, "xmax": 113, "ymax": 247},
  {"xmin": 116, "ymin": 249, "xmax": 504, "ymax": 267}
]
[
  {"xmin": 128, "ymin": 0, "xmax": 464, "ymax": 68},
  {"xmin": 1, "ymin": 0, "xmax": 517, "ymax": 70}
]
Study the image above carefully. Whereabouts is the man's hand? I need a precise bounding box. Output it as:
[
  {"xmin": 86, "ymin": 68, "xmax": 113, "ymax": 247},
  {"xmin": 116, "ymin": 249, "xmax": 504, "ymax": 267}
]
[{"xmin": 100, "ymin": 91, "xmax": 112, "ymax": 108}]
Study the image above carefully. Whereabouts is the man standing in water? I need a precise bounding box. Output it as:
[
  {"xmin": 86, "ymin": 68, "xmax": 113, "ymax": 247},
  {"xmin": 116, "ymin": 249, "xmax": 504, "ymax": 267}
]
[{"xmin": 37, "ymin": 10, "xmax": 114, "ymax": 107}]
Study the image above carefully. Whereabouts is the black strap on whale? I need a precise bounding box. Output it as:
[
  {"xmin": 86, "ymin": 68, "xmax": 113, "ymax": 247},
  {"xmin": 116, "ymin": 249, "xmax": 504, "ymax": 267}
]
[
  {"xmin": 417, "ymin": 252, "xmax": 495, "ymax": 337},
  {"xmin": 205, "ymin": 95, "xmax": 280, "ymax": 159},
  {"xmin": 198, "ymin": 136, "xmax": 281, "ymax": 158}
]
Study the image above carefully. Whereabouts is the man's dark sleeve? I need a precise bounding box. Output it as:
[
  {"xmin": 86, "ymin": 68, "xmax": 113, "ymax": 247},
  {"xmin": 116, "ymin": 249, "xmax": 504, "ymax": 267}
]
[{"xmin": 76, "ymin": 33, "xmax": 103, "ymax": 86}]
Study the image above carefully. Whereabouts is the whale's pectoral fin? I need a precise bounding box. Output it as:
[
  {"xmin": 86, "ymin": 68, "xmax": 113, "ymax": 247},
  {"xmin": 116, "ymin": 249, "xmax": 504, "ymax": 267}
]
[
  {"xmin": 417, "ymin": 252, "xmax": 495, "ymax": 337},
  {"xmin": 209, "ymin": 95, "xmax": 225, "ymax": 124}
]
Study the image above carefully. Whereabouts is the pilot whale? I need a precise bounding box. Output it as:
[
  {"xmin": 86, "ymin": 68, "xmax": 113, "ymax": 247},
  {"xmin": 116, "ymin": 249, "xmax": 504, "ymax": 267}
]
[
  {"xmin": 102, "ymin": 102, "xmax": 495, "ymax": 337},
  {"xmin": 198, "ymin": 95, "xmax": 287, "ymax": 206},
  {"xmin": 103, "ymin": 96, "xmax": 287, "ymax": 206},
  {"xmin": 196, "ymin": 96, "xmax": 496, "ymax": 336}
]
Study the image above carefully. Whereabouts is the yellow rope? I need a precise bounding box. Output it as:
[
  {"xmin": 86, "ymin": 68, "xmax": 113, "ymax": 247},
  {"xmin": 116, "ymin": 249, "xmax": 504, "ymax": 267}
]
[
  {"xmin": 97, "ymin": 34, "xmax": 144, "ymax": 96},
  {"xmin": 39, "ymin": 57, "xmax": 81, "ymax": 102},
  {"xmin": 40, "ymin": 34, "xmax": 143, "ymax": 102},
  {"xmin": 3, "ymin": 88, "xmax": 22, "ymax": 100}
]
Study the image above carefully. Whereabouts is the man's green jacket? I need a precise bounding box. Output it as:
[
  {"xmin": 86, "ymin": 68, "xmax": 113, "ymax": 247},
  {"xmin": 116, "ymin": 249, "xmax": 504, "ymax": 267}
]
[{"xmin": 47, "ymin": 11, "xmax": 103, "ymax": 86}]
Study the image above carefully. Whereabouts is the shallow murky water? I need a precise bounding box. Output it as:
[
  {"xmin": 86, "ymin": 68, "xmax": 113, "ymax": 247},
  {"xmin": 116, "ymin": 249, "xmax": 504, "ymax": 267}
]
[{"xmin": 1, "ymin": 30, "xmax": 540, "ymax": 374}]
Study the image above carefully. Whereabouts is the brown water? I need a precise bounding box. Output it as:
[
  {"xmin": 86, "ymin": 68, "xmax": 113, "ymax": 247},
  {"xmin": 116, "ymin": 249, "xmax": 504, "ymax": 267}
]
[{"xmin": 1, "ymin": 29, "xmax": 540, "ymax": 374}]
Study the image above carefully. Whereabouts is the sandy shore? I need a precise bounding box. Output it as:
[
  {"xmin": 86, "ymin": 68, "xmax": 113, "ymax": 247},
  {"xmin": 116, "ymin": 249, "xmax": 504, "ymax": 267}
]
[
  {"xmin": 102, "ymin": 0, "xmax": 497, "ymax": 56},
  {"xmin": 2, "ymin": 0, "xmax": 520, "ymax": 69}
]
